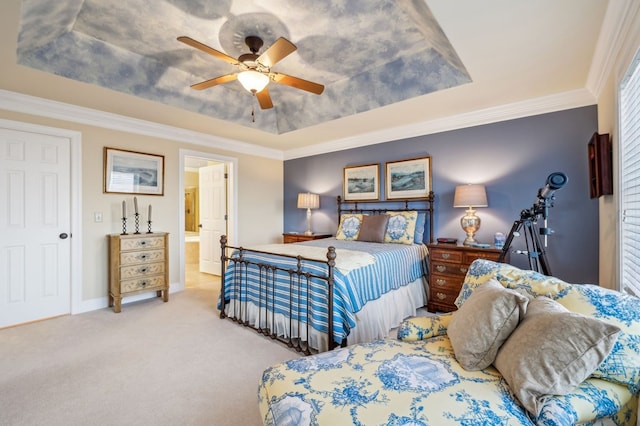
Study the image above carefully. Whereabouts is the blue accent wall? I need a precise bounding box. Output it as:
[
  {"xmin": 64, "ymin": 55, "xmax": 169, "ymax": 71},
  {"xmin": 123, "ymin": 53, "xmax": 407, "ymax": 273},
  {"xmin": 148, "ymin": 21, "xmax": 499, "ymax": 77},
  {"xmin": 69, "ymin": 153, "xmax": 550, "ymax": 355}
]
[{"xmin": 284, "ymin": 106, "xmax": 599, "ymax": 284}]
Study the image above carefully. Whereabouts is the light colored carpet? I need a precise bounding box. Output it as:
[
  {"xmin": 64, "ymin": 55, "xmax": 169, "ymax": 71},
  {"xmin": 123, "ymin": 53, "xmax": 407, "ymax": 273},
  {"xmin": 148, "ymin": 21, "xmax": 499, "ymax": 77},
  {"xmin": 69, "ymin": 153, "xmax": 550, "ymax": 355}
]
[{"xmin": 0, "ymin": 281, "xmax": 299, "ymax": 426}]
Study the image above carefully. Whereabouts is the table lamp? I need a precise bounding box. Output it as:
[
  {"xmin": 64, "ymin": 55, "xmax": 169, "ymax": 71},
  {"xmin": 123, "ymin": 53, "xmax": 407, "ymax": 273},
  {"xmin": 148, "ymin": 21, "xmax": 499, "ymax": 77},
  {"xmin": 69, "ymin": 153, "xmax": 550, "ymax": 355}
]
[
  {"xmin": 297, "ymin": 193, "xmax": 320, "ymax": 235},
  {"xmin": 453, "ymin": 184, "xmax": 488, "ymax": 246}
]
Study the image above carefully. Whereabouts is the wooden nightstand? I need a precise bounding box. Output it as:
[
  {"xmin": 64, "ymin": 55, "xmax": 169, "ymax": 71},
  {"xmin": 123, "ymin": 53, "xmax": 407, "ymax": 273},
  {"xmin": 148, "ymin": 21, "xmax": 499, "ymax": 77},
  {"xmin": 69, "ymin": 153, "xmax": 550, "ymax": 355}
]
[
  {"xmin": 427, "ymin": 243, "xmax": 506, "ymax": 313},
  {"xmin": 283, "ymin": 233, "xmax": 332, "ymax": 244}
]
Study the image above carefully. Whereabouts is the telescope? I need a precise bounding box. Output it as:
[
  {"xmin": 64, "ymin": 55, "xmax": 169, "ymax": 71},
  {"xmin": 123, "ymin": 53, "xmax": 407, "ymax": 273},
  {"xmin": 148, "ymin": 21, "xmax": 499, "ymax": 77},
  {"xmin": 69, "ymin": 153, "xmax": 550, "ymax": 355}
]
[
  {"xmin": 499, "ymin": 172, "xmax": 568, "ymax": 276},
  {"xmin": 536, "ymin": 172, "xmax": 568, "ymax": 204}
]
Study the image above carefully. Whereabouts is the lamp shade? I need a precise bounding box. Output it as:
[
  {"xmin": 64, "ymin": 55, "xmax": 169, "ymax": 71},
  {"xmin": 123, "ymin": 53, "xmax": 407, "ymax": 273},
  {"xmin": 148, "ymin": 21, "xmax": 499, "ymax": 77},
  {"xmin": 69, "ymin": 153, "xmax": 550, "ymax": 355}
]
[
  {"xmin": 297, "ymin": 193, "xmax": 320, "ymax": 209},
  {"xmin": 453, "ymin": 184, "xmax": 488, "ymax": 208},
  {"xmin": 237, "ymin": 70, "xmax": 270, "ymax": 93}
]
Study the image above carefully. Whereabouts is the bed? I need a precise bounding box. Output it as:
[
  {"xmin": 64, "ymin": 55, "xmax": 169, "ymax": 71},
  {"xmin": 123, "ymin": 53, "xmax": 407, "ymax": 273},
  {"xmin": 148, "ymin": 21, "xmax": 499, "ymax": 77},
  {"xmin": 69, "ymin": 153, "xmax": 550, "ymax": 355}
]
[{"xmin": 217, "ymin": 194, "xmax": 434, "ymax": 354}]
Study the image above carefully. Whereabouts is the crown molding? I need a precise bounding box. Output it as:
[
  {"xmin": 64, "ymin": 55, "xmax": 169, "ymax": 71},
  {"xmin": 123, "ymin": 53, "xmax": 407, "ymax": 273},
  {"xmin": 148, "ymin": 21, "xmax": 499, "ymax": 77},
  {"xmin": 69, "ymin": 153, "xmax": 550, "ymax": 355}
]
[
  {"xmin": 586, "ymin": 0, "xmax": 639, "ymax": 98},
  {"xmin": 0, "ymin": 89, "xmax": 284, "ymax": 161},
  {"xmin": 284, "ymin": 88, "xmax": 596, "ymax": 160}
]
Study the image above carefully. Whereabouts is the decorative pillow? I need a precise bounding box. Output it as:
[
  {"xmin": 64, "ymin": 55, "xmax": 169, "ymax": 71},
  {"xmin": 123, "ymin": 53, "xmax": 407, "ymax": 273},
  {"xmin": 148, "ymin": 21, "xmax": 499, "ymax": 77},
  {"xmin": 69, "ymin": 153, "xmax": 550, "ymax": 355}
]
[
  {"xmin": 383, "ymin": 211, "xmax": 418, "ymax": 245},
  {"xmin": 447, "ymin": 279, "xmax": 529, "ymax": 371},
  {"xmin": 357, "ymin": 215, "xmax": 389, "ymax": 243},
  {"xmin": 397, "ymin": 313, "xmax": 453, "ymax": 341},
  {"xmin": 335, "ymin": 214, "xmax": 363, "ymax": 240},
  {"xmin": 413, "ymin": 212, "xmax": 426, "ymax": 244},
  {"xmin": 493, "ymin": 296, "xmax": 621, "ymax": 416}
]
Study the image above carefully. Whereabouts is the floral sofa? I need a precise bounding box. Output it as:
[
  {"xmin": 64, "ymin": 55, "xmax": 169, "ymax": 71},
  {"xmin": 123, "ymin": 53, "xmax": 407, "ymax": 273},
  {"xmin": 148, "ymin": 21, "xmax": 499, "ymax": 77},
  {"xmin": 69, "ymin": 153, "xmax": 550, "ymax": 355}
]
[{"xmin": 258, "ymin": 259, "xmax": 640, "ymax": 425}]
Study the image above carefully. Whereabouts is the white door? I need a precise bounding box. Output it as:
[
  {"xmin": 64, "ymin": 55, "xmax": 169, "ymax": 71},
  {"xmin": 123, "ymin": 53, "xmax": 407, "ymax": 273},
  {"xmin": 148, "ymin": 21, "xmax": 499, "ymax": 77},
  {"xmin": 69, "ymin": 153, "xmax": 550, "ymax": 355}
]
[
  {"xmin": 199, "ymin": 163, "xmax": 226, "ymax": 275},
  {"xmin": 0, "ymin": 128, "xmax": 71, "ymax": 328}
]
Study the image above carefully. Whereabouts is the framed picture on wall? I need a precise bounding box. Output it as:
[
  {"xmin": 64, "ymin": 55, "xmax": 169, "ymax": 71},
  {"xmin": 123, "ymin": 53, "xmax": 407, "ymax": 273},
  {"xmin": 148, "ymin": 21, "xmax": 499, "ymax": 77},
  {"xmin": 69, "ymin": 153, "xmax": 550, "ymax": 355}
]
[
  {"xmin": 104, "ymin": 147, "xmax": 165, "ymax": 195},
  {"xmin": 385, "ymin": 156, "xmax": 432, "ymax": 199},
  {"xmin": 343, "ymin": 163, "xmax": 380, "ymax": 201}
]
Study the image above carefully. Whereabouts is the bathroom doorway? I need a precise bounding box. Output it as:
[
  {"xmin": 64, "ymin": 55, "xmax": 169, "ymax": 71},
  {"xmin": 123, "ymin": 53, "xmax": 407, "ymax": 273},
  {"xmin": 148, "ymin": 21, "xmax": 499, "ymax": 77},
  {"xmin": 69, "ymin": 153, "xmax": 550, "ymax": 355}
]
[{"xmin": 179, "ymin": 150, "xmax": 237, "ymax": 290}]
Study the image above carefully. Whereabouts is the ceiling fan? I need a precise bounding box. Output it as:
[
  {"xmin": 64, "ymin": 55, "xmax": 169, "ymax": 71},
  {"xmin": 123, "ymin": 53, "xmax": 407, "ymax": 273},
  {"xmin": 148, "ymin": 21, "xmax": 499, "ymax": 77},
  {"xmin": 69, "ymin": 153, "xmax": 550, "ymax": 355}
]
[{"xmin": 177, "ymin": 35, "xmax": 324, "ymax": 109}]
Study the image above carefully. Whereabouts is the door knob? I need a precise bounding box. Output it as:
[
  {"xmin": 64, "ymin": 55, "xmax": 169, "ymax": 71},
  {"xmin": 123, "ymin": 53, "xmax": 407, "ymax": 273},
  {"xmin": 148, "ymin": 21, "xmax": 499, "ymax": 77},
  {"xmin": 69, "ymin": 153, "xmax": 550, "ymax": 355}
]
[
  {"xmin": 59, "ymin": 233, "xmax": 69, "ymax": 239},
  {"xmin": 199, "ymin": 224, "xmax": 203, "ymax": 228}
]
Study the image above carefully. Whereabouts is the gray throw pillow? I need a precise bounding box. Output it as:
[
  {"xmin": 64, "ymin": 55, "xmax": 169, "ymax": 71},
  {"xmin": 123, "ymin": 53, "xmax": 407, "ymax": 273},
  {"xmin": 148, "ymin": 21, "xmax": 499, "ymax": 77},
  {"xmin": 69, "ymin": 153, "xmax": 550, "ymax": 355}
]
[
  {"xmin": 448, "ymin": 278, "xmax": 529, "ymax": 371},
  {"xmin": 493, "ymin": 296, "xmax": 621, "ymax": 416},
  {"xmin": 357, "ymin": 215, "xmax": 389, "ymax": 243}
]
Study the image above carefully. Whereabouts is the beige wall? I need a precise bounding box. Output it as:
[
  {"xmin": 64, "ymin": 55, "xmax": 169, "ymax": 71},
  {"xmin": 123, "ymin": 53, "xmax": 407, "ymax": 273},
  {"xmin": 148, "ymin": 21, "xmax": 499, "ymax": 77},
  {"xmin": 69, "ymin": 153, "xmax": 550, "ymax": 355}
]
[
  {"xmin": 595, "ymin": 7, "xmax": 640, "ymax": 290},
  {"xmin": 0, "ymin": 109, "xmax": 283, "ymax": 304}
]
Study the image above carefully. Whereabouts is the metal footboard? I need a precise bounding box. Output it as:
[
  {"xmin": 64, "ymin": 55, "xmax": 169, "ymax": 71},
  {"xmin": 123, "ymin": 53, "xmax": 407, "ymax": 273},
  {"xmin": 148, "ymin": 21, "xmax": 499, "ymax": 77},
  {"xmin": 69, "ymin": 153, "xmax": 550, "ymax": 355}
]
[{"xmin": 219, "ymin": 235, "xmax": 338, "ymax": 355}]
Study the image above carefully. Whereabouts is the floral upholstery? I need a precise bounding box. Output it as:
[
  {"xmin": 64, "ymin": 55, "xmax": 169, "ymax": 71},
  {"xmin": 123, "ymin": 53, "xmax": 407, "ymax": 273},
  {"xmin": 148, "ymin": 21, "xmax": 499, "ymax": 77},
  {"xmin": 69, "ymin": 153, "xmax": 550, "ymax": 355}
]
[{"xmin": 257, "ymin": 260, "xmax": 640, "ymax": 425}]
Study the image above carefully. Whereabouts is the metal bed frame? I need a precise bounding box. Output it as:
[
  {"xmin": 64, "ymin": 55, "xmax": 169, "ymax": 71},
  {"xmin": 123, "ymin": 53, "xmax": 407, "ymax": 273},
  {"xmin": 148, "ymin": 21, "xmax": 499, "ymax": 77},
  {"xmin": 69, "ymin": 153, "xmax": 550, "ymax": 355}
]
[{"xmin": 219, "ymin": 193, "xmax": 435, "ymax": 354}]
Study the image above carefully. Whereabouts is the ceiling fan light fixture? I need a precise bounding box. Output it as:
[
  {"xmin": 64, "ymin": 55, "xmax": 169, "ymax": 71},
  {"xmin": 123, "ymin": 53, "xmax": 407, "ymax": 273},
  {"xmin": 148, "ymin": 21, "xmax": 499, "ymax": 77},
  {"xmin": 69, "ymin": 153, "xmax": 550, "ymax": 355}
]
[{"xmin": 238, "ymin": 70, "xmax": 269, "ymax": 93}]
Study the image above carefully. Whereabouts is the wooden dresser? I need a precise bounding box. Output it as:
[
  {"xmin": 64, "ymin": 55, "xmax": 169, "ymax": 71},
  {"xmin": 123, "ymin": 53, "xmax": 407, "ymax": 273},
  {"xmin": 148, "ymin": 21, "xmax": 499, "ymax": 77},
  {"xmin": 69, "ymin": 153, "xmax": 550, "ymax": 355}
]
[
  {"xmin": 427, "ymin": 243, "xmax": 504, "ymax": 313},
  {"xmin": 282, "ymin": 233, "xmax": 332, "ymax": 244},
  {"xmin": 108, "ymin": 232, "xmax": 169, "ymax": 313}
]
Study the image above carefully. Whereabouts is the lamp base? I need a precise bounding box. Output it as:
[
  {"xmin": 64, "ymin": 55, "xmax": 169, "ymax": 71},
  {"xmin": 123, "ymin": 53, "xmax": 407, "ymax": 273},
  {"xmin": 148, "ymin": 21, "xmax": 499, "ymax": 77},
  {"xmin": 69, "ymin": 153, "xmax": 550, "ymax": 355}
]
[
  {"xmin": 304, "ymin": 230, "xmax": 313, "ymax": 236},
  {"xmin": 460, "ymin": 207, "xmax": 481, "ymax": 246}
]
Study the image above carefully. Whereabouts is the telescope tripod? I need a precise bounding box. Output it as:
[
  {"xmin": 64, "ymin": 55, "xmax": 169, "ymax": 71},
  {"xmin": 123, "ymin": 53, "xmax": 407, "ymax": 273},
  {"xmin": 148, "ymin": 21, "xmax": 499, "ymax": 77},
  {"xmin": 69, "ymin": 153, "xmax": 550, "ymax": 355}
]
[{"xmin": 497, "ymin": 211, "xmax": 552, "ymax": 276}]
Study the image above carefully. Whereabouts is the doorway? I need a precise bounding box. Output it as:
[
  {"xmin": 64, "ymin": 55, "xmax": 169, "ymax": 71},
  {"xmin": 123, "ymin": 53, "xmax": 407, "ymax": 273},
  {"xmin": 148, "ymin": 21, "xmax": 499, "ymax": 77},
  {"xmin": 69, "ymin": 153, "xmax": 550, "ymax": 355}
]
[
  {"xmin": 0, "ymin": 119, "xmax": 81, "ymax": 328},
  {"xmin": 179, "ymin": 150, "xmax": 236, "ymax": 291}
]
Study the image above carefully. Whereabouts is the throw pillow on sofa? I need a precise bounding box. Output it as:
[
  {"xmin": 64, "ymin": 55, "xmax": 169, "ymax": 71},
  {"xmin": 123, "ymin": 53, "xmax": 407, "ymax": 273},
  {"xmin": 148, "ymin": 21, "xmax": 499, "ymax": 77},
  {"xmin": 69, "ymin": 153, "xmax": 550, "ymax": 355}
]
[
  {"xmin": 448, "ymin": 278, "xmax": 529, "ymax": 371},
  {"xmin": 494, "ymin": 296, "xmax": 621, "ymax": 416}
]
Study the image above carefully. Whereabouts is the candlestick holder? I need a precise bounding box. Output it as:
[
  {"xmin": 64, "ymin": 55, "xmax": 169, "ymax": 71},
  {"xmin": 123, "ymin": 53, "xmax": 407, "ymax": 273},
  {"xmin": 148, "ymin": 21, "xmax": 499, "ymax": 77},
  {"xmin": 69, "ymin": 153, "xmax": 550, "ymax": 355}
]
[
  {"xmin": 134, "ymin": 213, "xmax": 140, "ymax": 234},
  {"xmin": 121, "ymin": 217, "xmax": 128, "ymax": 235},
  {"xmin": 147, "ymin": 220, "xmax": 152, "ymax": 234}
]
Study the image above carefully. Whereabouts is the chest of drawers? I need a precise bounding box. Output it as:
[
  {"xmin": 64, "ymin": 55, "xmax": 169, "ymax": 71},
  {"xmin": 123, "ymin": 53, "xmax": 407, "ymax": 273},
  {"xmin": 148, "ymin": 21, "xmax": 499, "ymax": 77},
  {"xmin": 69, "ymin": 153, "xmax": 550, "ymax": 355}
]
[
  {"xmin": 108, "ymin": 232, "xmax": 169, "ymax": 313},
  {"xmin": 427, "ymin": 243, "xmax": 504, "ymax": 313}
]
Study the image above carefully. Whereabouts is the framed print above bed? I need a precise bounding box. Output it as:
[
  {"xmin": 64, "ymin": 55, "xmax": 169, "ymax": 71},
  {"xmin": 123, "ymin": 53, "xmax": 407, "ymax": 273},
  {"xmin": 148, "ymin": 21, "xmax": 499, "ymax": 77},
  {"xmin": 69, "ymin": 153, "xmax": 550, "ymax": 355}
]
[
  {"xmin": 385, "ymin": 156, "xmax": 432, "ymax": 199},
  {"xmin": 104, "ymin": 147, "xmax": 164, "ymax": 195},
  {"xmin": 343, "ymin": 163, "xmax": 380, "ymax": 201}
]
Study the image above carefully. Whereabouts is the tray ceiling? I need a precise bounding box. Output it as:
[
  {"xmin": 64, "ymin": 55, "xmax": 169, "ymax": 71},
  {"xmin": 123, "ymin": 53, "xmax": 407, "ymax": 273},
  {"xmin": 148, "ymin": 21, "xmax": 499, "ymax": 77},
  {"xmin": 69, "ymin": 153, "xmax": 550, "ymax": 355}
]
[{"xmin": 16, "ymin": 0, "xmax": 471, "ymax": 135}]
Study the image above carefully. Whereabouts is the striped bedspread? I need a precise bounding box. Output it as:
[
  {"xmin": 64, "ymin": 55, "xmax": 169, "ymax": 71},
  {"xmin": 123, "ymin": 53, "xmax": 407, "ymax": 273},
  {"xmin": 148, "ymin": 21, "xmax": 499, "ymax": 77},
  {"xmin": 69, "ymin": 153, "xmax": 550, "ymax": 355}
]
[{"xmin": 218, "ymin": 238, "xmax": 429, "ymax": 344}]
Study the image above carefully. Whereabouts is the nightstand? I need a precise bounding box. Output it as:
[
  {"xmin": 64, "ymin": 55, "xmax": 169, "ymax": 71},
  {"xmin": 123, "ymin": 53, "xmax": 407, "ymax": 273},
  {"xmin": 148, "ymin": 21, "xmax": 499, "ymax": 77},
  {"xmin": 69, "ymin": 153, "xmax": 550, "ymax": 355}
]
[
  {"xmin": 427, "ymin": 243, "xmax": 506, "ymax": 313},
  {"xmin": 283, "ymin": 233, "xmax": 332, "ymax": 244}
]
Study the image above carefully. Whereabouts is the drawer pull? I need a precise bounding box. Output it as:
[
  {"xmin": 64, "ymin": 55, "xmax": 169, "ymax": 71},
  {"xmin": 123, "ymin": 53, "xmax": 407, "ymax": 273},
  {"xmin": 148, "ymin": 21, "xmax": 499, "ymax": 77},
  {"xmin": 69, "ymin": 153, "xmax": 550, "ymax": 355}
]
[
  {"xmin": 436, "ymin": 292, "xmax": 447, "ymax": 300},
  {"xmin": 140, "ymin": 241, "xmax": 147, "ymax": 246},
  {"xmin": 441, "ymin": 253, "xmax": 450, "ymax": 259},
  {"xmin": 436, "ymin": 265, "xmax": 446, "ymax": 273},
  {"xmin": 141, "ymin": 281, "xmax": 147, "ymax": 286},
  {"xmin": 140, "ymin": 268, "xmax": 147, "ymax": 273},
  {"xmin": 435, "ymin": 279, "xmax": 446, "ymax": 286},
  {"xmin": 140, "ymin": 255, "xmax": 147, "ymax": 259},
  {"xmin": 459, "ymin": 267, "xmax": 468, "ymax": 273}
]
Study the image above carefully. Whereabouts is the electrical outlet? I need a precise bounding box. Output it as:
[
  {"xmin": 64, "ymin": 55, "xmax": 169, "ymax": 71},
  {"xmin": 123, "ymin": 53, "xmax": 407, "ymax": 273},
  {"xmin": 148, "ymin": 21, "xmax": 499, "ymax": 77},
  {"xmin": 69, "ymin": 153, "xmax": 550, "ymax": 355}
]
[{"xmin": 94, "ymin": 212, "xmax": 103, "ymax": 222}]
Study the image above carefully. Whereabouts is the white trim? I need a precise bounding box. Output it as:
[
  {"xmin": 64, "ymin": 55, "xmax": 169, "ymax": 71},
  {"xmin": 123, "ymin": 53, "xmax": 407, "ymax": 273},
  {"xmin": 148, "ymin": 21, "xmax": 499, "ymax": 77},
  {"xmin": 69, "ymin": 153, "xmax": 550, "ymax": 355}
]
[
  {"xmin": 0, "ymin": 89, "xmax": 283, "ymax": 161},
  {"xmin": 284, "ymin": 89, "xmax": 596, "ymax": 160},
  {"xmin": 586, "ymin": 0, "xmax": 639, "ymax": 98},
  {"xmin": 0, "ymin": 119, "xmax": 83, "ymax": 316},
  {"xmin": 178, "ymin": 149, "xmax": 238, "ymax": 288}
]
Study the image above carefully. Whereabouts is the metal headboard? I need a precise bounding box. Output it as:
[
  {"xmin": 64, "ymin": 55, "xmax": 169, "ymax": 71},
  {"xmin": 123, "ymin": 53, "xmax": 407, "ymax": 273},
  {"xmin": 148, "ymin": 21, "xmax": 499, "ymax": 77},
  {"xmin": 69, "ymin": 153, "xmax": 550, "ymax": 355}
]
[{"xmin": 336, "ymin": 192, "xmax": 435, "ymax": 244}]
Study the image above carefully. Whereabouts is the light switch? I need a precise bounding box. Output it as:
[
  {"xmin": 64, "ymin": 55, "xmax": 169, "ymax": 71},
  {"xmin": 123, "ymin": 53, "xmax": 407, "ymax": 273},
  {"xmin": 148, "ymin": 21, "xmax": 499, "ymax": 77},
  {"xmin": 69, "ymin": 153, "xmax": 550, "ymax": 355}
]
[{"xmin": 94, "ymin": 212, "xmax": 103, "ymax": 222}]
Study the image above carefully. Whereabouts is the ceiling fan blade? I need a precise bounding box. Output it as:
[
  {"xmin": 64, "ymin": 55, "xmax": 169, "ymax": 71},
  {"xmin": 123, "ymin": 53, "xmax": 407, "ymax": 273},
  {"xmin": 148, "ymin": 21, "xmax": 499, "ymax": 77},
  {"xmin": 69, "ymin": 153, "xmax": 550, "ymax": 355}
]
[
  {"xmin": 255, "ymin": 88, "xmax": 274, "ymax": 109},
  {"xmin": 190, "ymin": 73, "xmax": 237, "ymax": 90},
  {"xmin": 177, "ymin": 36, "xmax": 238, "ymax": 65},
  {"xmin": 272, "ymin": 72, "xmax": 325, "ymax": 95},
  {"xmin": 258, "ymin": 37, "xmax": 297, "ymax": 68}
]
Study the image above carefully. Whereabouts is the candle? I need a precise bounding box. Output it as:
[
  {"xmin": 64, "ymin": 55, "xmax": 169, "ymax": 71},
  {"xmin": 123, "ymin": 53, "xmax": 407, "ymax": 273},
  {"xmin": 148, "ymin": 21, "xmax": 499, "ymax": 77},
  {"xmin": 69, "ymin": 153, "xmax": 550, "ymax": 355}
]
[
  {"xmin": 134, "ymin": 197, "xmax": 138, "ymax": 214},
  {"xmin": 148, "ymin": 205, "xmax": 152, "ymax": 222},
  {"xmin": 122, "ymin": 200, "xmax": 126, "ymax": 218}
]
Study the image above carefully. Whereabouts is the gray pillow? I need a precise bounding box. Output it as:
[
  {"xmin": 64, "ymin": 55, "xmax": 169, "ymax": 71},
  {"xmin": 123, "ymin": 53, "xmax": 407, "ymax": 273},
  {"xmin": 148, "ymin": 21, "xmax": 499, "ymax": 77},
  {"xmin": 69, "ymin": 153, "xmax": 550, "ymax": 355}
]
[
  {"xmin": 493, "ymin": 296, "xmax": 621, "ymax": 416},
  {"xmin": 448, "ymin": 278, "xmax": 529, "ymax": 371},
  {"xmin": 357, "ymin": 215, "xmax": 389, "ymax": 243}
]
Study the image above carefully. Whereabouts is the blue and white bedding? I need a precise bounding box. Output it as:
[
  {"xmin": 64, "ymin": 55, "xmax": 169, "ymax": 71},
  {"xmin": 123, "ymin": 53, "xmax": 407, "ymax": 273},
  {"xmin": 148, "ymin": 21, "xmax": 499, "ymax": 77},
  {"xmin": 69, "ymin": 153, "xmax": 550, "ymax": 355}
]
[{"xmin": 218, "ymin": 238, "xmax": 428, "ymax": 349}]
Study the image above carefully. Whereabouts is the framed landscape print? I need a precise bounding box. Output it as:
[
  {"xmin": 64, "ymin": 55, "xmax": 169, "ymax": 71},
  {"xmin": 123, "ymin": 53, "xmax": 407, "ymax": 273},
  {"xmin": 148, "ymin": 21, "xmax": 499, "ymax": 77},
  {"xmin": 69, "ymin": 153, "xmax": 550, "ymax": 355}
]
[
  {"xmin": 104, "ymin": 147, "xmax": 165, "ymax": 195},
  {"xmin": 385, "ymin": 156, "xmax": 432, "ymax": 199},
  {"xmin": 343, "ymin": 163, "xmax": 380, "ymax": 201}
]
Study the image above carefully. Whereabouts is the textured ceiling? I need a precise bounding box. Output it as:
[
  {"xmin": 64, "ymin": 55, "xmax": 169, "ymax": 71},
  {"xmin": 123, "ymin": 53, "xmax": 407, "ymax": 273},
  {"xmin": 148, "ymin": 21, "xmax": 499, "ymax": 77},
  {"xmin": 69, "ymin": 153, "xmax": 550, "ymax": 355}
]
[
  {"xmin": 16, "ymin": 0, "xmax": 471, "ymax": 135},
  {"xmin": 5, "ymin": 0, "xmax": 611, "ymax": 154}
]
